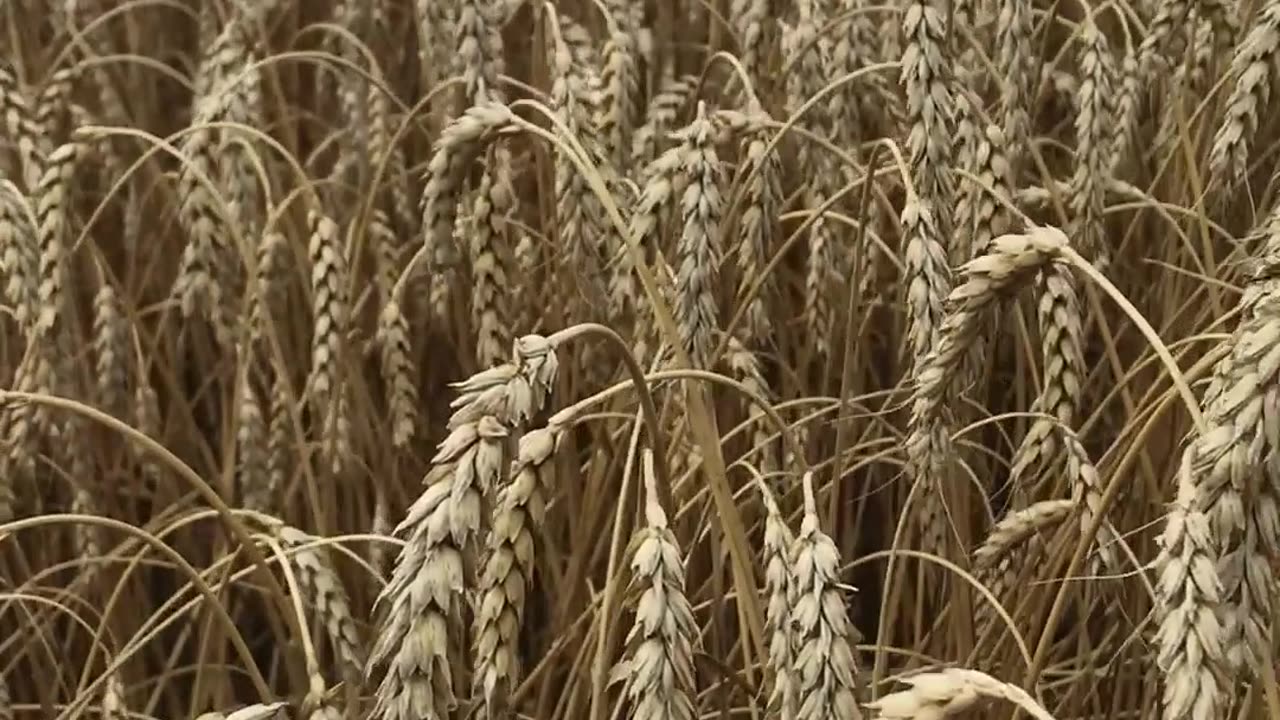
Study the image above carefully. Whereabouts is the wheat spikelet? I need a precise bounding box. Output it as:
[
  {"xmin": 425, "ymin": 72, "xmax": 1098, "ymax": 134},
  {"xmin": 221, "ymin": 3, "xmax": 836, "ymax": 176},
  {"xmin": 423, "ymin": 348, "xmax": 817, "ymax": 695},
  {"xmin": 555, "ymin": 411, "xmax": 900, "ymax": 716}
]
[
  {"xmin": 92, "ymin": 282, "xmax": 128, "ymax": 419},
  {"xmin": 278, "ymin": 525, "xmax": 364, "ymax": 682},
  {"xmin": 0, "ymin": 62, "xmax": 44, "ymax": 191},
  {"xmin": 1155, "ymin": 465, "xmax": 1227, "ymax": 720},
  {"xmin": 470, "ymin": 145, "xmax": 514, "ymax": 368},
  {"xmin": 0, "ymin": 179, "xmax": 40, "ymax": 334},
  {"xmin": 1208, "ymin": 0, "xmax": 1280, "ymax": 195},
  {"xmin": 1071, "ymin": 16, "xmax": 1114, "ymax": 266},
  {"xmin": 674, "ymin": 103, "xmax": 722, "ymax": 368},
  {"xmin": 792, "ymin": 471, "xmax": 862, "ymax": 720},
  {"xmin": 473, "ymin": 422, "xmax": 561, "ymax": 715},
  {"xmin": 866, "ymin": 668, "xmax": 1057, "ymax": 720},
  {"xmin": 610, "ymin": 448, "xmax": 697, "ymax": 720},
  {"xmin": 756, "ymin": 477, "xmax": 797, "ymax": 719}
]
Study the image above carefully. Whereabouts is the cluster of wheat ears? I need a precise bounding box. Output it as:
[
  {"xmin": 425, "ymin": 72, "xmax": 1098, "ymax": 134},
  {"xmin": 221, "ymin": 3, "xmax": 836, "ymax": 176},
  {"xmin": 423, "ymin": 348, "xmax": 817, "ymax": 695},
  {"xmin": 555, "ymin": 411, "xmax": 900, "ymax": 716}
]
[{"xmin": 7, "ymin": 0, "xmax": 1280, "ymax": 718}]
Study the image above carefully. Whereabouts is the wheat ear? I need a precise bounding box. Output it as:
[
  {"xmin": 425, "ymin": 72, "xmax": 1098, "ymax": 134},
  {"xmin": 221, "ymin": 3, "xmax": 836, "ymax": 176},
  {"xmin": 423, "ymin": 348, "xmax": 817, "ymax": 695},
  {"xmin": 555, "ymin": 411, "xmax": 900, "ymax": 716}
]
[
  {"xmin": 473, "ymin": 422, "xmax": 562, "ymax": 715},
  {"xmin": 611, "ymin": 449, "xmax": 698, "ymax": 720},
  {"xmin": 792, "ymin": 471, "xmax": 863, "ymax": 720},
  {"xmin": 1208, "ymin": 0, "xmax": 1280, "ymax": 195},
  {"xmin": 756, "ymin": 477, "xmax": 797, "ymax": 719},
  {"xmin": 866, "ymin": 668, "xmax": 1057, "ymax": 720}
]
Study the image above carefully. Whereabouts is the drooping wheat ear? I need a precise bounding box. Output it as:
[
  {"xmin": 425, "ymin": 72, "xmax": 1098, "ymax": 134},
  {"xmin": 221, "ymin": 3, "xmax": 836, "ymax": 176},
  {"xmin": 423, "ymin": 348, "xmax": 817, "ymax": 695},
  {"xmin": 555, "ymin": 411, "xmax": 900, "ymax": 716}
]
[
  {"xmin": 1008, "ymin": 268, "xmax": 1085, "ymax": 499},
  {"xmin": 278, "ymin": 525, "xmax": 364, "ymax": 682},
  {"xmin": 632, "ymin": 74, "xmax": 699, "ymax": 167},
  {"xmin": 305, "ymin": 210, "xmax": 350, "ymax": 475},
  {"xmin": 471, "ymin": 145, "xmax": 515, "ymax": 368},
  {"xmin": 370, "ymin": 338, "xmax": 559, "ymax": 720},
  {"xmin": 0, "ymin": 180, "xmax": 40, "ymax": 335},
  {"xmin": 791, "ymin": 471, "xmax": 863, "ymax": 720},
  {"xmin": 473, "ymin": 422, "xmax": 562, "ymax": 716},
  {"xmin": 237, "ymin": 357, "xmax": 270, "ymax": 513},
  {"xmin": 973, "ymin": 499, "xmax": 1074, "ymax": 571},
  {"xmin": 1113, "ymin": 0, "xmax": 1191, "ymax": 169},
  {"xmin": 908, "ymin": 227, "xmax": 1070, "ymax": 551},
  {"xmin": 755, "ymin": 476, "xmax": 797, "ymax": 720},
  {"xmin": 0, "ymin": 62, "xmax": 45, "ymax": 191},
  {"xmin": 455, "ymin": 0, "xmax": 504, "ymax": 105},
  {"xmin": 727, "ymin": 337, "xmax": 777, "ymax": 473},
  {"xmin": 377, "ymin": 300, "xmax": 419, "ymax": 450},
  {"xmin": 901, "ymin": 0, "xmax": 957, "ymax": 238},
  {"xmin": 612, "ymin": 448, "xmax": 698, "ymax": 720},
  {"xmin": 866, "ymin": 668, "xmax": 1057, "ymax": 720},
  {"xmin": 1208, "ymin": 0, "xmax": 1280, "ymax": 196},
  {"xmin": 733, "ymin": 111, "xmax": 781, "ymax": 344},
  {"xmin": 1155, "ymin": 464, "xmax": 1227, "ymax": 720},
  {"xmin": 34, "ymin": 66, "xmax": 77, "ymax": 154},
  {"xmin": 915, "ymin": 228, "xmax": 1071, "ymax": 422},
  {"xmin": 1071, "ymin": 16, "xmax": 1114, "ymax": 267},
  {"xmin": 995, "ymin": 0, "xmax": 1032, "ymax": 171},
  {"xmin": 673, "ymin": 102, "xmax": 723, "ymax": 368},
  {"xmin": 92, "ymin": 281, "xmax": 129, "ymax": 420},
  {"xmin": 263, "ymin": 375, "xmax": 291, "ymax": 515},
  {"xmin": 420, "ymin": 103, "xmax": 517, "ymax": 279}
]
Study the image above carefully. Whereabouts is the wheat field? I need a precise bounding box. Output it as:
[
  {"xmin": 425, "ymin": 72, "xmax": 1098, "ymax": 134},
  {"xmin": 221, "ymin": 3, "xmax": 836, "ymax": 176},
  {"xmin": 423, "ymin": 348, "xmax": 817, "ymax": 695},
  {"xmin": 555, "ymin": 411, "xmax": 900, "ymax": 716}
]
[{"xmin": 0, "ymin": 0, "xmax": 1277, "ymax": 718}]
